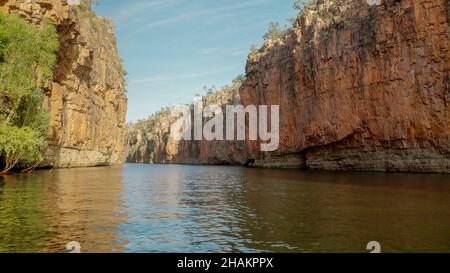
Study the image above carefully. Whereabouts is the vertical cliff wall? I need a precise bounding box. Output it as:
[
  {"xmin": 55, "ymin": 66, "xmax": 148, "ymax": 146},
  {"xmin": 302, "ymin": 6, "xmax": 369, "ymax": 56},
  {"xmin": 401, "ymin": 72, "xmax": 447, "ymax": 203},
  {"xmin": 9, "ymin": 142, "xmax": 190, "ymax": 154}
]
[
  {"xmin": 2, "ymin": 0, "xmax": 127, "ymax": 168},
  {"xmin": 125, "ymin": 0, "xmax": 449, "ymax": 173},
  {"xmin": 241, "ymin": 0, "xmax": 449, "ymax": 172}
]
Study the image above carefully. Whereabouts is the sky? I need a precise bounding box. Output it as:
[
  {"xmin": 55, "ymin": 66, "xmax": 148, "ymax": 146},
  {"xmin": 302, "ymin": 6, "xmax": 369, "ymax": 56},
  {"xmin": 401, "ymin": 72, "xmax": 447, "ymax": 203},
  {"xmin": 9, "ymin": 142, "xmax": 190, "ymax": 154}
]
[{"xmin": 94, "ymin": 0, "xmax": 297, "ymax": 122}]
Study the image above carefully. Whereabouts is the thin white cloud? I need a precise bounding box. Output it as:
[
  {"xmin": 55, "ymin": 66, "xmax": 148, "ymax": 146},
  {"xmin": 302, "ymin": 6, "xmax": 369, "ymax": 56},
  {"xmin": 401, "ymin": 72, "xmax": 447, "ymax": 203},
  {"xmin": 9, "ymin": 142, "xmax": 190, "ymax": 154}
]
[
  {"xmin": 115, "ymin": 0, "xmax": 184, "ymax": 23},
  {"xmin": 130, "ymin": 71, "xmax": 214, "ymax": 84},
  {"xmin": 139, "ymin": 0, "xmax": 274, "ymax": 31},
  {"xmin": 130, "ymin": 65, "xmax": 239, "ymax": 84}
]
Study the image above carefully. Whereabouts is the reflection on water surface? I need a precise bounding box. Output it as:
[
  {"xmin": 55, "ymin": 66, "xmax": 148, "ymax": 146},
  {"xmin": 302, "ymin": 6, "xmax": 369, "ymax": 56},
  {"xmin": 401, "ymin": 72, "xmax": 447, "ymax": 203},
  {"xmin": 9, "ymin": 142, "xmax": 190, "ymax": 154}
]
[{"xmin": 0, "ymin": 164, "xmax": 449, "ymax": 253}]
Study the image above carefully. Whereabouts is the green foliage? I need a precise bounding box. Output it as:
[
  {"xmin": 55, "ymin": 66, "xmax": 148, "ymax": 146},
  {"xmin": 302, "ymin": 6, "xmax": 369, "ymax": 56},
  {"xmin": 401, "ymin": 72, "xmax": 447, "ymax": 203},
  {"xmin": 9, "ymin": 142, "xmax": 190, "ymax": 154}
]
[
  {"xmin": 232, "ymin": 74, "xmax": 246, "ymax": 87},
  {"xmin": 0, "ymin": 13, "xmax": 59, "ymax": 174},
  {"xmin": 249, "ymin": 43, "xmax": 260, "ymax": 55},
  {"xmin": 263, "ymin": 22, "xmax": 288, "ymax": 41},
  {"xmin": 128, "ymin": 73, "xmax": 247, "ymax": 133},
  {"xmin": 0, "ymin": 124, "xmax": 44, "ymax": 164},
  {"xmin": 80, "ymin": 0, "xmax": 101, "ymax": 11},
  {"xmin": 293, "ymin": 0, "xmax": 314, "ymax": 12}
]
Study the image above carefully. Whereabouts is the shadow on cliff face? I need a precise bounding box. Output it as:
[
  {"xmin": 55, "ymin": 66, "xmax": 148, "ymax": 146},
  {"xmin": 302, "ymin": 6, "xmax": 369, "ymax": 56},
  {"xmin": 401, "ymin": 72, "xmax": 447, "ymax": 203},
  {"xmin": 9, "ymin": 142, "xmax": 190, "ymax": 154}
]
[{"xmin": 0, "ymin": 158, "xmax": 5, "ymax": 174}]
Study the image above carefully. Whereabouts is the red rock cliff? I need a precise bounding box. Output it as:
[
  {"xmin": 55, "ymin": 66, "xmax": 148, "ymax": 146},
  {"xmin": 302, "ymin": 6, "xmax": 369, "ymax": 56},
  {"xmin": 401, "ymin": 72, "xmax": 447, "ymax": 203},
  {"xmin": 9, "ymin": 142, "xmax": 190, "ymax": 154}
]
[
  {"xmin": 126, "ymin": 0, "xmax": 449, "ymax": 173},
  {"xmin": 240, "ymin": 0, "xmax": 449, "ymax": 172}
]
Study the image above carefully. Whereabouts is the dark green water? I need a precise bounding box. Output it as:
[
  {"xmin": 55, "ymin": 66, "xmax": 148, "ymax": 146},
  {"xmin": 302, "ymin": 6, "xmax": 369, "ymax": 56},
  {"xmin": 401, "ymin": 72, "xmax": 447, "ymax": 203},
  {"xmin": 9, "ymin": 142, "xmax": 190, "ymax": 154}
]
[{"xmin": 0, "ymin": 164, "xmax": 449, "ymax": 253}]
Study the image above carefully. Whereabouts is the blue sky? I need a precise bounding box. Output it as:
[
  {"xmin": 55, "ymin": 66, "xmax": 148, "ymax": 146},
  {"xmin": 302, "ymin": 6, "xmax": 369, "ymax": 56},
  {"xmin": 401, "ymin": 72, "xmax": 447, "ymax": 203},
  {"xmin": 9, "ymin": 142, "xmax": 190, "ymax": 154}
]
[{"xmin": 94, "ymin": 0, "xmax": 297, "ymax": 122}]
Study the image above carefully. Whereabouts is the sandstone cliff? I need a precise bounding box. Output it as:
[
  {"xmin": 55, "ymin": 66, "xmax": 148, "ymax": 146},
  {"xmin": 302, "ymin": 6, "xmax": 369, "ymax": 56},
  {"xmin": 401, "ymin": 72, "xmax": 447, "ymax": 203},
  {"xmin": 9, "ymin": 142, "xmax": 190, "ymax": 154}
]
[
  {"xmin": 241, "ymin": 0, "xmax": 449, "ymax": 172},
  {"xmin": 126, "ymin": 0, "xmax": 449, "ymax": 173},
  {"xmin": 2, "ymin": 0, "xmax": 127, "ymax": 168},
  {"xmin": 125, "ymin": 83, "xmax": 245, "ymax": 165}
]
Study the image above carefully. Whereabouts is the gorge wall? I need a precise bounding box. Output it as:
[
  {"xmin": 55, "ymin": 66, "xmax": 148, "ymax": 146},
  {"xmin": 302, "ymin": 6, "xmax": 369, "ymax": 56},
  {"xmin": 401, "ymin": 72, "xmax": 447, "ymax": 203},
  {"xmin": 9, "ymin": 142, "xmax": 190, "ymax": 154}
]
[
  {"xmin": 126, "ymin": 0, "xmax": 449, "ymax": 173},
  {"xmin": 2, "ymin": 0, "xmax": 127, "ymax": 168},
  {"xmin": 125, "ymin": 84, "xmax": 246, "ymax": 165},
  {"xmin": 240, "ymin": 0, "xmax": 449, "ymax": 172}
]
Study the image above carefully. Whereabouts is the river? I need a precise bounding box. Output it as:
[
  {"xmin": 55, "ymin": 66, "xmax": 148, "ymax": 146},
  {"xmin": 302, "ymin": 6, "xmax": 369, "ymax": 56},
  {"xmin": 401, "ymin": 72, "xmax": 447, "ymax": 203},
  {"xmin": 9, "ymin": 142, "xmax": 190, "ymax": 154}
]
[{"xmin": 0, "ymin": 164, "xmax": 449, "ymax": 253}]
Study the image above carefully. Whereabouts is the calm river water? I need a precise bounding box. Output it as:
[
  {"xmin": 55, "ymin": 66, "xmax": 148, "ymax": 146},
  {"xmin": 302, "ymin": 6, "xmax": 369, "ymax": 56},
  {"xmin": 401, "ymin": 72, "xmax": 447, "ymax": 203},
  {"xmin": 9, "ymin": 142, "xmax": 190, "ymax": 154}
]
[{"xmin": 0, "ymin": 164, "xmax": 449, "ymax": 253}]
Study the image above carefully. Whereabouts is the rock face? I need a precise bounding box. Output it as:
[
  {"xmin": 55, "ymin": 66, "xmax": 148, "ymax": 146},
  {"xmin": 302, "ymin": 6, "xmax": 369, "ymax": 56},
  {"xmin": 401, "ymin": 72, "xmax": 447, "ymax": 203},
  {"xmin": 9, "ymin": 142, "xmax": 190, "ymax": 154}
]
[
  {"xmin": 125, "ymin": 85, "xmax": 245, "ymax": 165},
  {"xmin": 241, "ymin": 0, "xmax": 449, "ymax": 173},
  {"xmin": 126, "ymin": 0, "xmax": 449, "ymax": 173},
  {"xmin": 2, "ymin": 0, "xmax": 127, "ymax": 168},
  {"xmin": 1, "ymin": 0, "xmax": 69, "ymax": 24}
]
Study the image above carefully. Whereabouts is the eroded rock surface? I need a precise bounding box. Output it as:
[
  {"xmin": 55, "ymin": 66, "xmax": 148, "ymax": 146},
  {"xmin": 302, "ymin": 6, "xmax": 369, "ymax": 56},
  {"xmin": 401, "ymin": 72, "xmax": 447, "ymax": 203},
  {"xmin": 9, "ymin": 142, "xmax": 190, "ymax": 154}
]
[
  {"xmin": 127, "ymin": 0, "xmax": 449, "ymax": 173},
  {"xmin": 3, "ymin": 0, "xmax": 127, "ymax": 168},
  {"xmin": 240, "ymin": 0, "xmax": 449, "ymax": 172}
]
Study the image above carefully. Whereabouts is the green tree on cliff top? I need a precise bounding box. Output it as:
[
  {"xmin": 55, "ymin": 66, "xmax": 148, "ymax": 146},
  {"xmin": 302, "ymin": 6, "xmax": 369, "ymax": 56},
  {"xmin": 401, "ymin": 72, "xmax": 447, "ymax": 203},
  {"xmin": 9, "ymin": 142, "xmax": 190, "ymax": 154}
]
[
  {"xmin": 294, "ymin": 0, "xmax": 315, "ymax": 12},
  {"xmin": 0, "ymin": 13, "xmax": 59, "ymax": 174}
]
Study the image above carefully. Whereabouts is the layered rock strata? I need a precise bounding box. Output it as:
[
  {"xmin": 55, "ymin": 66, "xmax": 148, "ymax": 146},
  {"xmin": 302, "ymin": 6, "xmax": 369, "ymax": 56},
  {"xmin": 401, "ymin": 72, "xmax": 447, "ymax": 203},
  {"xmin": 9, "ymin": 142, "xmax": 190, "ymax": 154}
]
[
  {"xmin": 127, "ymin": 0, "xmax": 449, "ymax": 173},
  {"xmin": 2, "ymin": 0, "xmax": 127, "ymax": 168}
]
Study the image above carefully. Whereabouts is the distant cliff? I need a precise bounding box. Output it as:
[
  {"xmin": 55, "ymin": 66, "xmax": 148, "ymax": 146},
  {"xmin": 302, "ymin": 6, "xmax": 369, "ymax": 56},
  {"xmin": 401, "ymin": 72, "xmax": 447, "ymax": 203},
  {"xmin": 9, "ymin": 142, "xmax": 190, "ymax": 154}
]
[
  {"xmin": 126, "ymin": 0, "xmax": 449, "ymax": 173},
  {"xmin": 2, "ymin": 0, "xmax": 127, "ymax": 168},
  {"xmin": 125, "ymin": 81, "xmax": 245, "ymax": 165}
]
